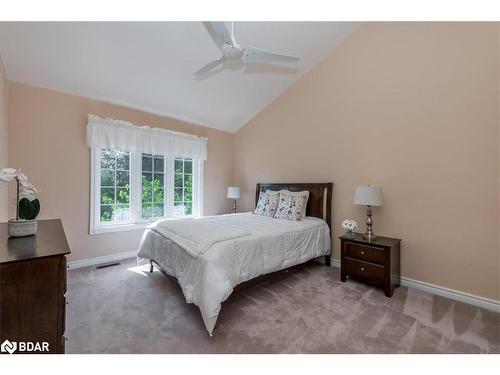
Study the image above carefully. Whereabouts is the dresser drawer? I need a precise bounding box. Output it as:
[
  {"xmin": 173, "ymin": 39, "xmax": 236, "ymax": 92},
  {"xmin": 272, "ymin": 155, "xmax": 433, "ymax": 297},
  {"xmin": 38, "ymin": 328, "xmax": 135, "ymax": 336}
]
[
  {"xmin": 344, "ymin": 258, "xmax": 384, "ymax": 286},
  {"xmin": 344, "ymin": 242, "xmax": 385, "ymax": 265}
]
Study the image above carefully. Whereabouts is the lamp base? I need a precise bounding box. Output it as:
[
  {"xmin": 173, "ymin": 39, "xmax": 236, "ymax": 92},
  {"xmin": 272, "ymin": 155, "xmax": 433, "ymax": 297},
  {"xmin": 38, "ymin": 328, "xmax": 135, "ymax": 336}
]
[
  {"xmin": 363, "ymin": 205, "xmax": 377, "ymax": 241},
  {"xmin": 362, "ymin": 233, "xmax": 377, "ymax": 242}
]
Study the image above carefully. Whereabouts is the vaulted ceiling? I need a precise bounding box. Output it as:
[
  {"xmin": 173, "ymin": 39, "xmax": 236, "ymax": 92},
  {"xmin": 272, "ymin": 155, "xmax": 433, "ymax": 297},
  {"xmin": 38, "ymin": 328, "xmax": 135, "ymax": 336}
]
[{"xmin": 0, "ymin": 22, "xmax": 358, "ymax": 132}]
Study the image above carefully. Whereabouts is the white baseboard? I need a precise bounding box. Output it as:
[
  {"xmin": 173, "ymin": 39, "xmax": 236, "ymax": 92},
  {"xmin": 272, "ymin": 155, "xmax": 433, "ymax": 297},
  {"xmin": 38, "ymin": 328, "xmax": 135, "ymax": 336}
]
[
  {"xmin": 399, "ymin": 276, "xmax": 500, "ymax": 312},
  {"xmin": 67, "ymin": 250, "xmax": 137, "ymax": 270},
  {"xmin": 69, "ymin": 252, "xmax": 499, "ymax": 312},
  {"xmin": 331, "ymin": 258, "xmax": 341, "ymax": 268},
  {"xmin": 329, "ymin": 257, "xmax": 499, "ymax": 313}
]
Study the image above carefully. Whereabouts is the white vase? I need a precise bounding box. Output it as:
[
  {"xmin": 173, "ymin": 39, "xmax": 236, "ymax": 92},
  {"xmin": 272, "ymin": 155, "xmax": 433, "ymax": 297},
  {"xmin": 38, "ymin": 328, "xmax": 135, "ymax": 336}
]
[{"xmin": 8, "ymin": 219, "xmax": 38, "ymax": 237}]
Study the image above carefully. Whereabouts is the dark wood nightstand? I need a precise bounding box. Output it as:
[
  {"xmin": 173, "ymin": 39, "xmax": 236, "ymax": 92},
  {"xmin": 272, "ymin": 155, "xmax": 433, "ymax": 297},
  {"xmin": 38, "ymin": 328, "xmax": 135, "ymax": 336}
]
[{"xmin": 339, "ymin": 233, "xmax": 401, "ymax": 297}]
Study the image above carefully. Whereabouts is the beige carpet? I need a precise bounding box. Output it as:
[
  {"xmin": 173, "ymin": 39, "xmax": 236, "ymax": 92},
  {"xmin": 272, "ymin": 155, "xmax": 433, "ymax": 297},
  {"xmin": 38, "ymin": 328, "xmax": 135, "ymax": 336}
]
[{"xmin": 66, "ymin": 258, "xmax": 499, "ymax": 353}]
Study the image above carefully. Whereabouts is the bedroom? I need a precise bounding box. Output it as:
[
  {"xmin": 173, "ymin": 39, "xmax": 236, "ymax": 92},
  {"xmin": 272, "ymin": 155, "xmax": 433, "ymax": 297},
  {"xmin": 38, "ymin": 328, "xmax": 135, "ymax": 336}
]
[{"xmin": 0, "ymin": 0, "xmax": 499, "ymax": 371}]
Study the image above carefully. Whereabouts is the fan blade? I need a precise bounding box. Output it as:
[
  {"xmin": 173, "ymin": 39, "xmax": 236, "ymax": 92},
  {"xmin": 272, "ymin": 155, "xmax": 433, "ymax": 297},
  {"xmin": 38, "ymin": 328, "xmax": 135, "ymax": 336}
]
[
  {"xmin": 195, "ymin": 64, "xmax": 226, "ymax": 80},
  {"xmin": 243, "ymin": 62, "xmax": 298, "ymax": 75},
  {"xmin": 194, "ymin": 58, "xmax": 224, "ymax": 77},
  {"xmin": 203, "ymin": 22, "xmax": 233, "ymax": 48},
  {"xmin": 242, "ymin": 46, "xmax": 299, "ymax": 64}
]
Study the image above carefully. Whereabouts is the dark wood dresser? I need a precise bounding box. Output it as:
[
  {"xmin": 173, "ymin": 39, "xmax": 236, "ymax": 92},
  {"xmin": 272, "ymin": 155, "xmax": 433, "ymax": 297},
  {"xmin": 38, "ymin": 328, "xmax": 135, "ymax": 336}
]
[
  {"xmin": 339, "ymin": 233, "xmax": 401, "ymax": 297},
  {"xmin": 0, "ymin": 219, "xmax": 70, "ymax": 354}
]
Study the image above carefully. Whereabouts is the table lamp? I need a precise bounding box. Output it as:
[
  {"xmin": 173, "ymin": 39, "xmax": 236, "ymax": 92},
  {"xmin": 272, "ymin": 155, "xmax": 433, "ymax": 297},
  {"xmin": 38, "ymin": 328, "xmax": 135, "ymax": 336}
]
[
  {"xmin": 227, "ymin": 187, "xmax": 241, "ymax": 213},
  {"xmin": 353, "ymin": 185, "xmax": 383, "ymax": 241}
]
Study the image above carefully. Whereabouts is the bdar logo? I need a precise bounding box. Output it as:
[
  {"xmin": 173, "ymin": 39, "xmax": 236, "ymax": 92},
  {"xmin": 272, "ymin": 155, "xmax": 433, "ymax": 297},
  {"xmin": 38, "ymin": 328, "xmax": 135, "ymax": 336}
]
[{"xmin": 1, "ymin": 340, "xmax": 17, "ymax": 354}]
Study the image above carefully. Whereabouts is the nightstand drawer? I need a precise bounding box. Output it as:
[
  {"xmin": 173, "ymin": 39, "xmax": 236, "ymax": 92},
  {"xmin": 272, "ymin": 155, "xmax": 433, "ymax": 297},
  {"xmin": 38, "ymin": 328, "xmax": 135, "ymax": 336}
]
[
  {"xmin": 344, "ymin": 242, "xmax": 385, "ymax": 265},
  {"xmin": 344, "ymin": 258, "xmax": 384, "ymax": 286}
]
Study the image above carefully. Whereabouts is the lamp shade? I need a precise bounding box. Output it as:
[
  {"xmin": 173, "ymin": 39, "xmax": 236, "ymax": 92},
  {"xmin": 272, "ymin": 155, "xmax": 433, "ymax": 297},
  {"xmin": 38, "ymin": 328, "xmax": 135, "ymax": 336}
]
[
  {"xmin": 227, "ymin": 186, "xmax": 241, "ymax": 199},
  {"xmin": 353, "ymin": 185, "xmax": 383, "ymax": 206}
]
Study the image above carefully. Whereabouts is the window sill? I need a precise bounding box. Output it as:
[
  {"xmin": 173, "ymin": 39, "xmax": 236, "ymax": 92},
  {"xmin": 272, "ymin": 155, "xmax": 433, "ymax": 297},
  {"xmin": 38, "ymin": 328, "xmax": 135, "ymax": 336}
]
[
  {"xmin": 89, "ymin": 216, "xmax": 195, "ymax": 235},
  {"xmin": 90, "ymin": 222, "xmax": 150, "ymax": 235}
]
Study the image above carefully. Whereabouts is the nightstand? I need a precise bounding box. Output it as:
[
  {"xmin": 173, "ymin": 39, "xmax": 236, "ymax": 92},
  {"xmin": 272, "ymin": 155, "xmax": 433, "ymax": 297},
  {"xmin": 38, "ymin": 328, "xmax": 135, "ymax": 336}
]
[{"xmin": 339, "ymin": 233, "xmax": 401, "ymax": 297}]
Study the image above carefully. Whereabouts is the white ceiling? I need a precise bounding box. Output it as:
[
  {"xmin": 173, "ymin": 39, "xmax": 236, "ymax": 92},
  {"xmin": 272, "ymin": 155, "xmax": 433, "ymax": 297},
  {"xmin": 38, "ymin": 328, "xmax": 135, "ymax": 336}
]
[{"xmin": 0, "ymin": 22, "xmax": 359, "ymax": 132}]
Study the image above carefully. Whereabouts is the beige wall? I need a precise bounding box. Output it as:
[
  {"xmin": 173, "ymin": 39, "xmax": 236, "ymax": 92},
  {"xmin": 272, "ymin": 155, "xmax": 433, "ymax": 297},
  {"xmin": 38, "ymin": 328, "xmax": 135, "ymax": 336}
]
[
  {"xmin": 5, "ymin": 22, "xmax": 499, "ymax": 300},
  {"xmin": 498, "ymin": 24, "xmax": 500, "ymax": 302},
  {"xmin": 8, "ymin": 82, "xmax": 234, "ymax": 261},
  {"xmin": 0, "ymin": 54, "xmax": 8, "ymax": 221},
  {"xmin": 234, "ymin": 23, "xmax": 500, "ymax": 300}
]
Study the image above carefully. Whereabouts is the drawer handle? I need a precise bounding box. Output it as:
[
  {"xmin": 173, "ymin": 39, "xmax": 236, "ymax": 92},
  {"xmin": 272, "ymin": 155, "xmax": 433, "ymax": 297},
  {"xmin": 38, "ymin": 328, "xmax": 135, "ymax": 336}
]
[
  {"xmin": 361, "ymin": 267, "xmax": 365, "ymax": 271},
  {"xmin": 361, "ymin": 251, "xmax": 365, "ymax": 255}
]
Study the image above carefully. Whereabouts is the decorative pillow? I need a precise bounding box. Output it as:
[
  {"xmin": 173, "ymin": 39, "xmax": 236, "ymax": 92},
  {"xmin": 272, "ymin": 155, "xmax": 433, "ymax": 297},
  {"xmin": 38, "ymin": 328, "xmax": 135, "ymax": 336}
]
[
  {"xmin": 274, "ymin": 192, "xmax": 306, "ymax": 221},
  {"xmin": 278, "ymin": 190, "xmax": 309, "ymax": 219},
  {"xmin": 254, "ymin": 190, "xmax": 279, "ymax": 217}
]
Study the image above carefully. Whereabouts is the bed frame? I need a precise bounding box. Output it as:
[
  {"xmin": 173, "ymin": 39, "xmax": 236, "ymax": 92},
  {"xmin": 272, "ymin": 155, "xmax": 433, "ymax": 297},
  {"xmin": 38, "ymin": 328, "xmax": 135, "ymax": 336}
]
[
  {"xmin": 146, "ymin": 182, "xmax": 333, "ymax": 336},
  {"xmin": 149, "ymin": 182, "xmax": 333, "ymax": 272},
  {"xmin": 255, "ymin": 182, "xmax": 333, "ymax": 266}
]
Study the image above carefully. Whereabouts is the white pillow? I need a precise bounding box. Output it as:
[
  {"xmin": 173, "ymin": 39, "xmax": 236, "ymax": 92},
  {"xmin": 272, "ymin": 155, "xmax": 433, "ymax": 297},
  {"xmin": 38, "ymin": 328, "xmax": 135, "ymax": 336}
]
[
  {"xmin": 254, "ymin": 190, "xmax": 280, "ymax": 217},
  {"xmin": 274, "ymin": 191, "xmax": 307, "ymax": 221},
  {"xmin": 277, "ymin": 190, "xmax": 309, "ymax": 219}
]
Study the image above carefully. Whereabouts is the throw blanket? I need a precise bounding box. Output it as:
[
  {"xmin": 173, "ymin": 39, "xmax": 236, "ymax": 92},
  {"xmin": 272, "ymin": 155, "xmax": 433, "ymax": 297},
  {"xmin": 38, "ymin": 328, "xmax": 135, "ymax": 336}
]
[{"xmin": 149, "ymin": 217, "xmax": 251, "ymax": 258}]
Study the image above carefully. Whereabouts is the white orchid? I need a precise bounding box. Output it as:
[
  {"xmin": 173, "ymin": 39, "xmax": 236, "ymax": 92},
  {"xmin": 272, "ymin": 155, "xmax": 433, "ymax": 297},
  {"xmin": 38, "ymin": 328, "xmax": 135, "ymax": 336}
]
[
  {"xmin": 19, "ymin": 182, "xmax": 40, "ymax": 201},
  {"xmin": 17, "ymin": 171, "xmax": 29, "ymax": 187},
  {"xmin": 0, "ymin": 168, "xmax": 18, "ymax": 182},
  {"xmin": 341, "ymin": 219, "xmax": 358, "ymax": 232},
  {"xmin": 0, "ymin": 167, "xmax": 40, "ymax": 221},
  {"xmin": 0, "ymin": 168, "xmax": 39, "ymax": 192}
]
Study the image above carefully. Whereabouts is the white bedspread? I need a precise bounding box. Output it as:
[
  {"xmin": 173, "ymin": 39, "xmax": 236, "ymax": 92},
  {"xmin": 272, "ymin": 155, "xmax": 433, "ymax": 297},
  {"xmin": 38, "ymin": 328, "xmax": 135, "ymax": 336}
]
[
  {"xmin": 149, "ymin": 217, "xmax": 251, "ymax": 258},
  {"xmin": 137, "ymin": 212, "xmax": 331, "ymax": 335}
]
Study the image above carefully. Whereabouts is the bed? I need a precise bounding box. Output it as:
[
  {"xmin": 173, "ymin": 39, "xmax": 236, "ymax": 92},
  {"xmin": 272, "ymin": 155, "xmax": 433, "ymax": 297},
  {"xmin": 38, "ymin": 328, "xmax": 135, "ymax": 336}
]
[{"xmin": 137, "ymin": 182, "xmax": 333, "ymax": 335}]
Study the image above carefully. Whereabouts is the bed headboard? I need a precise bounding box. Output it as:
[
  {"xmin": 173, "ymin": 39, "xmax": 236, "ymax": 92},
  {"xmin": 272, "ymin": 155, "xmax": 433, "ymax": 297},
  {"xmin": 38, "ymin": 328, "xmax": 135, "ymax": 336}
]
[{"xmin": 255, "ymin": 182, "xmax": 333, "ymax": 231}]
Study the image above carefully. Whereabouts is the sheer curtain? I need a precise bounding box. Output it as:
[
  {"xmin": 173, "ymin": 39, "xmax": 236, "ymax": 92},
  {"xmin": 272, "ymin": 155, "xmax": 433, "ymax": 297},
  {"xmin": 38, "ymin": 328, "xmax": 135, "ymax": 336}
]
[{"xmin": 86, "ymin": 115, "xmax": 207, "ymax": 160}]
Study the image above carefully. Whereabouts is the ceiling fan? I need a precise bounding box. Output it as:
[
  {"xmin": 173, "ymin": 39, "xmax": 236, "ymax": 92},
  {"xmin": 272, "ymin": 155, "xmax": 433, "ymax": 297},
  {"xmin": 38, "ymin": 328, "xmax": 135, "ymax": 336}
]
[{"xmin": 195, "ymin": 22, "xmax": 300, "ymax": 79}]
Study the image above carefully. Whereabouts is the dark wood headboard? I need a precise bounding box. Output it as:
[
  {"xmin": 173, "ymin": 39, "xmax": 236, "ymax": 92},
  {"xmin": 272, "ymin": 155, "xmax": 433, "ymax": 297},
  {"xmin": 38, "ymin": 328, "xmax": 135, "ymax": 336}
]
[{"xmin": 255, "ymin": 183, "xmax": 333, "ymax": 231}]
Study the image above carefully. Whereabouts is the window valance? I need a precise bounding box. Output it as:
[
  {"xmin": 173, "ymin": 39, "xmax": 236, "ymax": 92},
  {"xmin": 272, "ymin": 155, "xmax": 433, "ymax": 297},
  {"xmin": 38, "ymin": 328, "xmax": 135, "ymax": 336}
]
[{"xmin": 86, "ymin": 115, "xmax": 208, "ymax": 160}]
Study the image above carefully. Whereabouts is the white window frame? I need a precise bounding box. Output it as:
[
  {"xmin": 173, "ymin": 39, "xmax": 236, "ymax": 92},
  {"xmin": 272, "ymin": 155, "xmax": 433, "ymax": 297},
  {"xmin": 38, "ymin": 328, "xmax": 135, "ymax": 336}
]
[{"xmin": 90, "ymin": 148, "xmax": 204, "ymax": 235}]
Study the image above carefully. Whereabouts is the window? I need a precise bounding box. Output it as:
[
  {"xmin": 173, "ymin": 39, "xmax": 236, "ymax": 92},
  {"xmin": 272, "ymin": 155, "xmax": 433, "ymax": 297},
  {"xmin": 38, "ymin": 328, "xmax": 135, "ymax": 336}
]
[
  {"xmin": 174, "ymin": 158, "xmax": 193, "ymax": 216},
  {"xmin": 90, "ymin": 148, "xmax": 203, "ymax": 234},
  {"xmin": 141, "ymin": 154, "xmax": 165, "ymax": 220},
  {"xmin": 99, "ymin": 150, "xmax": 131, "ymax": 223}
]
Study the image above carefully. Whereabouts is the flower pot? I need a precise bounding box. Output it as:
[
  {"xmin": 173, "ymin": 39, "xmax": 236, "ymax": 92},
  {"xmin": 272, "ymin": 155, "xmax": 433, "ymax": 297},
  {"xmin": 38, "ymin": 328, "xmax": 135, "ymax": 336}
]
[
  {"xmin": 344, "ymin": 230, "xmax": 355, "ymax": 239},
  {"xmin": 8, "ymin": 219, "xmax": 38, "ymax": 237}
]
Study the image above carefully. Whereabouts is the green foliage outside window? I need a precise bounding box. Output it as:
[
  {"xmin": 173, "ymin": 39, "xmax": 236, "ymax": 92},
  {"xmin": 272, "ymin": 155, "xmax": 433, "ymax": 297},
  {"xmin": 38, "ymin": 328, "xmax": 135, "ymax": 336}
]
[
  {"xmin": 99, "ymin": 151, "xmax": 195, "ymax": 222},
  {"xmin": 142, "ymin": 175, "xmax": 165, "ymax": 219},
  {"xmin": 174, "ymin": 158, "xmax": 193, "ymax": 216},
  {"xmin": 100, "ymin": 150, "xmax": 130, "ymax": 222}
]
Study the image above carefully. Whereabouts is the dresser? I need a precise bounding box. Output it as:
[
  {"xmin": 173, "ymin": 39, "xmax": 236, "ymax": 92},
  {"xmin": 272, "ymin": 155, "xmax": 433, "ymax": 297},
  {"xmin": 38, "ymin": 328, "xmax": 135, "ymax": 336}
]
[
  {"xmin": 0, "ymin": 219, "xmax": 70, "ymax": 354},
  {"xmin": 339, "ymin": 233, "xmax": 401, "ymax": 297}
]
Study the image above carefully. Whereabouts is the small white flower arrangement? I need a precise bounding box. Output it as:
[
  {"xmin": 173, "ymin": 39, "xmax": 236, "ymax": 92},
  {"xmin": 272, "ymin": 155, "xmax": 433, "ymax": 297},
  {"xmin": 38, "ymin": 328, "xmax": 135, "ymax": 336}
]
[{"xmin": 341, "ymin": 219, "xmax": 358, "ymax": 238}]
